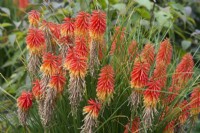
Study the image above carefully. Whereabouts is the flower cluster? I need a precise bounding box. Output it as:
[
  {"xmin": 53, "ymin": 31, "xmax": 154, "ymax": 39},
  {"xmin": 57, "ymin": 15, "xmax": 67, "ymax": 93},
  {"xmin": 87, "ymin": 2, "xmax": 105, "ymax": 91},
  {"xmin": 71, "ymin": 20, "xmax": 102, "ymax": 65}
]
[{"xmin": 16, "ymin": 9, "xmax": 200, "ymax": 133}]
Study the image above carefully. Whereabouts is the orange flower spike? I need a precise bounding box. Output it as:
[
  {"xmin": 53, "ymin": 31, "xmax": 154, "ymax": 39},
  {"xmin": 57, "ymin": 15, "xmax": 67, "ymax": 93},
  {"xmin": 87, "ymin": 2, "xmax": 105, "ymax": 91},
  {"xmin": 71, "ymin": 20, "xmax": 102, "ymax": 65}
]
[
  {"xmin": 60, "ymin": 18, "xmax": 75, "ymax": 37},
  {"xmin": 128, "ymin": 40, "xmax": 137, "ymax": 57},
  {"xmin": 163, "ymin": 121, "xmax": 175, "ymax": 133},
  {"xmin": 89, "ymin": 10, "xmax": 106, "ymax": 41},
  {"xmin": 143, "ymin": 79, "xmax": 161, "ymax": 108},
  {"xmin": 75, "ymin": 11, "xmax": 90, "ymax": 36},
  {"xmin": 19, "ymin": 0, "xmax": 29, "ymax": 9},
  {"xmin": 178, "ymin": 100, "xmax": 189, "ymax": 125},
  {"xmin": 96, "ymin": 65, "xmax": 115, "ymax": 103},
  {"xmin": 141, "ymin": 43, "xmax": 155, "ymax": 65},
  {"xmin": 28, "ymin": 10, "xmax": 40, "ymax": 27},
  {"xmin": 48, "ymin": 73, "xmax": 66, "ymax": 93},
  {"xmin": 17, "ymin": 91, "xmax": 33, "ymax": 111},
  {"xmin": 49, "ymin": 23, "xmax": 61, "ymax": 40},
  {"xmin": 32, "ymin": 80, "xmax": 43, "ymax": 100},
  {"xmin": 152, "ymin": 62, "xmax": 167, "ymax": 88},
  {"xmin": 83, "ymin": 99, "xmax": 101, "ymax": 119},
  {"xmin": 75, "ymin": 37, "xmax": 89, "ymax": 57},
  {"xmin": 172, "ymin": 53, "xmax": 194, "ymax": 86},
  {"xmin": 69, "ymin": 54, "xmax": 87, "ymax": 78},
  {"xmin": 156, "ymin": 39, "xmax": 172, "ymax": 65},
  {"xmin": 130, "ymin": 58, "xmax": 150, "ymax": 90},
  {"xmin": 40, "ymin": 53, "xmax": 62, "ymax": 76},
  {"xmin": 123, "ymin": 117, "xmax": 140, "ymax": 133},
  {"xmin": 26, "ymin": 28, "xmax": 46, "ymax": 55},
  {"xmin": 190, "ymin": 87, "xmax": 200, "ymax": 117}
]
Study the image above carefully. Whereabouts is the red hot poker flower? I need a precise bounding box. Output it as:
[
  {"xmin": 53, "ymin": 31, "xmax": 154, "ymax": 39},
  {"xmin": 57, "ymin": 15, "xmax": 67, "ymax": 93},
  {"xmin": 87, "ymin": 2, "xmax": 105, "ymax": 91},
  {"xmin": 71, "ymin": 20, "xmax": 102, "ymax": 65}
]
[
  {"xmin": 48, "ymin": 73, "xmax": 66, "ymax": 93},
  {"xmin": 60, "ymin": 18, "xmax": 75, "ymax": 37},
  {"xmin": 26, "ymin": 28, "xmax": 46, "ymax": 55},
  {"xmin": 19, "ymin": 0, "xmax": 29, "ymax": 9},
  {"xmin": 190, "ymin": 87, "xmax": 200, "ymax": 117},
  {"xmin": 75, "ymin": 11, "xmax": 90, "ymax": 37},
  {"xmin": 83, "ymin": 99, "xmax": 101, "ymax": 119},
  {"xmin": 143, "ymin": 79, "xmax": 161, "ymax": 108},
  {"xmin": 156, "ymin": 39, "xmax": 172, "ymax": 65},
  {"xmin": 128, "ymin": 40, "xmax": 138, "ymax": 58},
  {"xmin": 124, "ymin": 117, "xmax": 140, "ymax": 133},
  {"xmin": 141, "ymin": 43, "xmax": 155, "ymax": 65},
  {"xmin": 17, "ymin": 91, "xmax": 33, "ymax": 111},
  {"xmin": 89, "ymin": 10, "xmax": 106, "ymax": 41},
  {"xmin": 75, "ymin": 37, "xmax": 89, "ymax": 57},
  {"xmin": 28, "ymin": 10, "xmax": 40, "ymax": 27},
  {"xmin": 178, "ymin": 100, "xmax": 189, "ymax": 125},
  {"xmin": 172, "ymin": 53, "xmax": 194, "ymax": 87},
  {"xmin": 40, "ymin": 52, "xmax": 62, "ymax": 76},
  {"xmin": 32, "ymin": 80, "xmax": 43, "ymax": 100},
  {"xmin": 96, "ymin": 65, "xmax": 115, "ymax": 103},
  {"xmin": 130, "ymin": 58, "xmax": 150, "ymax": 90}
]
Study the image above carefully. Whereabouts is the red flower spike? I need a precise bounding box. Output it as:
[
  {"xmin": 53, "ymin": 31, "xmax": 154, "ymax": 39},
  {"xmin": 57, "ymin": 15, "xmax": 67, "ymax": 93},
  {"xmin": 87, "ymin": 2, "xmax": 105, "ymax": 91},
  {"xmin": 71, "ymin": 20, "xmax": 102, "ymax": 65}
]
[
  {"xmin": 124, "ymin": 117, "xmax": 140, "ymax": 133},
  {"xmin": 96, "ymin": 65, "xmax": 115, "ymax": 103},
  {"xmin": 40, "ymin": 53, "xmax": 62, "ymax": 76},
  {"xmin": 152, "ymin": 62, "xmax": 167, "ymax": 88},
  {"xmin": 32, "ymin": 80, "xmax": 43, "ymax": 100},
  {"xmin": 190, "ymin": 87, "xmax": 200, "ymax": 116},
  {"xmin": 75, "ymin": 11, "xmax": 90, "ymax": 36},
  {"xmin": 17, "ymin": 91, "xmax": 33, "ymax": 111},
  {"xmin": 19, "ymin": 0, "xmax": 29, "ymax": 9},
  {"xmin": 130, "ymin": 59, "xmax": 150, "ymax": 90},
  {"xmin": 75, "ymin": 37, "xmax": 89, "ymax": 57},
  {"xmin": 60, "ymin": 18, "xmax": 75, "ymax": 37},
  {"xmin": 172, "ymin": 53, "xmax": 194, "ymax": 87},
  {"xmin": 141, "ymin": 43, "xmax": 155, "ymax": 65},
  {"xmin": 178, "ymin": 100, "xmax": 189, "ymax": 125},
  {"xmin": 83, "ymin": 99, "xmax": 101, "ymax": 119},
  {"xmin": 143, "ymin": 79, "xmax": 161, "ymax": 108},
  {"xmin": 28, "ymin": 10, "xmax": 40, "ymax": 27},
  {"xmin": 26, "ymin": 28, "xmax": 46, "ymax": 55},
  {"xmin": 128, "ymin": 40, "xmax": 138, "ymax": 58},
  {"xmin": 163, "ymin": 121, "xmax": 175, "ymax": 133},
  {"xmin": 156, "ymin": 39, "xmax": 172, "ymax": 65},
  {"xmin": 89, "ymin": 10, "xmax": 106, "ymax": 41},
  {"xmin": 49, "ymin": 23, "xmax": 61, "ymax": 40},
  {"xmin": 48, "ymin": 73, "xmax": 66, "ymax": 93},
  {"xmin": 64, "ymin": 48, "xmax": 87, "ymax": 78}
]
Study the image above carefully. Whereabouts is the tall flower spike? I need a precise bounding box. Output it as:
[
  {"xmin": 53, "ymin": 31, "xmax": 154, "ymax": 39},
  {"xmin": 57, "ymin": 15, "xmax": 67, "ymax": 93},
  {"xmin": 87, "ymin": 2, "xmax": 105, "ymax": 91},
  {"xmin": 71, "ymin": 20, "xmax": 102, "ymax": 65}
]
[
  {"xmin": 141, "ymin": 43, "xmax": 155, "ymax": 65},
  {"xmin": 17, "ymin": 91, "xmax": 33, "ymax": 125},
  {"xmin": 178, "ymin": 100, "xmax": 189, "ymax": 125},
  {"xmin": 61, "ymin": 18, "xmax": 75, "ymax": 38},
  {"xmin": 128, "ymin": 40, "xmax": 138, "ymax": 60},
  {"xmin": 96, "ymin": 65, "xmax": 115, "ymax": 104},
  {"xmin": 190, "ymin": 87, "xmax": 200, "ymax": 120},
  {"xmin": 156, "ymin": 38, "xmax": 172, "ymax": 65},
  {"xmin": 124, "ymin": 117, "xmax": 140, "ymax": 133},
  {"xmin": 75, "ymin": 11, "xmax": 90, "ymax": 37},
  {"xmin": 89, "ymin": 10, "xmax": 106, "ymax": 41},
  {"xmin": 75, "ymin": 36, "xmax": 89, "ymax": 57},
  {"xmin": 129, "ymin": 57, "xmax": 150, "ymax": 108},
  {"xmin": 43, "ymin": 72, "xmax": 66, "ymax": 126},
  {"xmin": 163, "ymin": 121, "xmax": 175, "ymax": 133},
  {"xmin": 89, "ymin": 10, "xmax": 106, "ymax": 76},
  {"xmin": 81, "ymin": 99, "xmax": 101, "ymax": 133},
  {"xmin": 64, "ymin": 47, "xmax": 87, "ymax": 114},
  {"xmin": 28, "ymin": 10, "xmax": 40, "ymax": 27},
  {"xmin": 26, "ymin": 28, "xmax": 46, "ymax": 74},
  {"xmin": 172, "ymin": 53, "xmax": 194, "ymax": 87},
  {"xmin": 143, "ymin": 79, "xmax": 161, "ymax": 128},
  {"xmin": 40, "ymin": 52, "xmax": 62, "ymax": 76}
]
